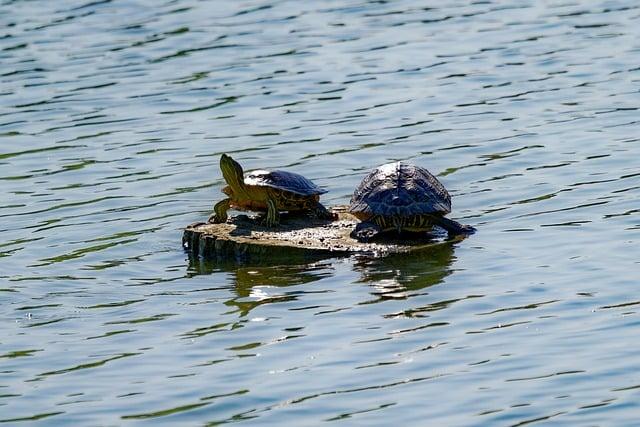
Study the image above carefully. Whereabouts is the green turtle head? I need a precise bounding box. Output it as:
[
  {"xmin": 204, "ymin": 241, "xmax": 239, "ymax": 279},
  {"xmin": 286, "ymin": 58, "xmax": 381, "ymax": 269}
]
[{"xmin": 220, "ymin": 154, "xmax": 247, "ymax": 196}]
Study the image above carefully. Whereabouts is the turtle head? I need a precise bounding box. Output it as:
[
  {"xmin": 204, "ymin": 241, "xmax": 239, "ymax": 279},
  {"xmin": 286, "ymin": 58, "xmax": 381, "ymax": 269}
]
[{"xmin": 220, "ymin": 154, "xmax": 247, "ymax": 196}]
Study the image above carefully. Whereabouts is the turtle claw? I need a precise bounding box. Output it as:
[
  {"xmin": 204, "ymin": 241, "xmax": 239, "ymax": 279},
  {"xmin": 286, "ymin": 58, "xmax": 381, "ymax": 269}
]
[
  {"xmin": 208, "ymin": 213, "xmax": 227, "ymax": 224},
  {"xmin": 459, "ymin": 224, "xmax": 476, "ymax": 235},
  {"xmin": 311, "ymin": 204, "xmax": 338, "ymax": 221},
  {"xmin": 350, "ymin": 229, "xmax": 374, "ymax": 242},
  {"xmin": 350, "ymin": 222, "xmax": 381, "ymax": 242},
  {"xmin": 434, "ymin": 216, "xmax": 476, "ymax": 236},
  {"xmin": 211, "ymin": 198, "xmax": 231, "ymax": 224}
]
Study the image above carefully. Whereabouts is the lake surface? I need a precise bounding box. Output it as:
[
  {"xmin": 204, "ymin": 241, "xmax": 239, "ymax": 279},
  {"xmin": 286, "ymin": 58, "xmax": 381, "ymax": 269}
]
[{"xmin": 2, "ymin": 0, "xmax": 640, "ymax": 425}]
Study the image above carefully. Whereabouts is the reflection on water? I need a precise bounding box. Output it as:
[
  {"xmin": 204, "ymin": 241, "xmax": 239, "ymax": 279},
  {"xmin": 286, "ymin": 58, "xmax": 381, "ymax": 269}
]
[
  {"xmin": 188, "ymin": 238, "xmax": 458, "ymax": 312},
  {"xmin": 188, "ymin": 255, "xmax": 334, "ymax": 317},
  {"xmin": 2, "ymin": 0, "xmax": 640, "ymax": 425},
  {"xmin": 354, "ymin": 242, "xmax": 455, "ymax": 302}
]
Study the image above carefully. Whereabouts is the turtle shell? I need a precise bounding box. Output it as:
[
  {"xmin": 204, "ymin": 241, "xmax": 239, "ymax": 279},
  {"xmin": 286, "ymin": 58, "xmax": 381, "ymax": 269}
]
[
  {"xmin": 244, "ymin": 169, "xmax": 327, "ymax": 196},
  {"xmin": 349, "ymin": 162, "xmax": 451, "ymax": 217}
]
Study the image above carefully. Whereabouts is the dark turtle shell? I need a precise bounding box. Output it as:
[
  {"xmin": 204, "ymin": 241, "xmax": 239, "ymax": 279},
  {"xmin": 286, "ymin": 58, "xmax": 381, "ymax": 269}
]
[
  {"xmin": 349, "ymin": 162, "xmax": 451, "ymax": 216},
  {"xmin": 244, "ymin": 169, "xmax": 327, "ymax": 196}
]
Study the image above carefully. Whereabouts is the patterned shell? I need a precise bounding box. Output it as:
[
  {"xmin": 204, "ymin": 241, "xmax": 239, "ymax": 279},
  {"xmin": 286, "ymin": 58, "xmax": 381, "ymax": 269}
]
[
  {"xmin": 244, "ymin": 170, "xmax": 327, "ymax": 196},
  {"xmin": 349, "ymin": 162, "xmax": 451, "ymax": 216}
]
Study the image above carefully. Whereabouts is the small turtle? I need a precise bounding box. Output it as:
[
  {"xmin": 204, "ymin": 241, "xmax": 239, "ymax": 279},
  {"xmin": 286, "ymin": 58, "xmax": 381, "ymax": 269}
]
[
  {"xmin": 209, "ymin": 154, "xmax": 334, "ymax": 227},
  {"xmin": 348, "ymin": 161, "xmax": 475, "ymax": 241}
]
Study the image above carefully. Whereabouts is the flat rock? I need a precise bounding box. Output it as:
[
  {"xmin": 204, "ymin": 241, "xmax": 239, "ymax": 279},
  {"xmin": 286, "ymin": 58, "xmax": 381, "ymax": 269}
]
[{"xmin": 182, "ymin": 205, "xmax": 465, "ymax": 262}]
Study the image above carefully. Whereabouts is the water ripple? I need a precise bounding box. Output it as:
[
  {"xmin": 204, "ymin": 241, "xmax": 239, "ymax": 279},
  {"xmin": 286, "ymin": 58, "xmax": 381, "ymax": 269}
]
[{"xmin": 1, "ymin": 0, "xmax": 640, "ymax": 425}]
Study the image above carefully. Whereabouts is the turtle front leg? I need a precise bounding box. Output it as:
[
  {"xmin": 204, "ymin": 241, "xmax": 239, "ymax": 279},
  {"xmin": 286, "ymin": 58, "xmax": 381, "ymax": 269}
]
[
  {"xmin": 263, "ymin": 198, "xmax": 280, "ymax": 227},
  {"xmin": 208, "ymin": 198, "xmax": 231, "ymax": 224},
  {"xmin": 350, "ymin": 221, "xmax": 382, "ymax": 242}
]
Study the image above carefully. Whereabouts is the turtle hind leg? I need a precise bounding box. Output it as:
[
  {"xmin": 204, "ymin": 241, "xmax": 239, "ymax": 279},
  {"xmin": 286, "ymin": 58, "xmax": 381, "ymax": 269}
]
[
  {"xmin": 310, "ymin": 203, "xmax": 338, "ymax": 221},
  {"xmin": 350, "ymin": 221, "xmax": 382, "ymax": 242},
  {"xmin": 262, "ymin": 198, "xmax": 280, "ymax": 227},
  {"xmin": 209, "ymin": 198, "xmax": 231, "ymax": 223},
  {"xmin": 433, "ymin": 216, "xmax": 476, "ymax": 236}
]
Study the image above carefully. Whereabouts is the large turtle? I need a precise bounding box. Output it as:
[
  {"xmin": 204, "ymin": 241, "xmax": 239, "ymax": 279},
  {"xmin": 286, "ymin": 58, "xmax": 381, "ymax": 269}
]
[
  {"xmin": 209, "ymin": 154, "xmax": 334, "ymax": 227},
  {"xmin": 348, "ymin": 161, "xmax": 475, "ymax": 241}
]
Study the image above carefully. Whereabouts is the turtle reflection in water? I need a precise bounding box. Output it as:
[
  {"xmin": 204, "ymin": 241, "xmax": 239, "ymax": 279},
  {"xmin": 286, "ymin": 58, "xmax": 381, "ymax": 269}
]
[
  {"xmin": 209, "ymin": 154, "xmax": 334, "ymax": 227},
  {"xmin": 348, "ymin": 161, "xmax": 475, "ymax": 242}
]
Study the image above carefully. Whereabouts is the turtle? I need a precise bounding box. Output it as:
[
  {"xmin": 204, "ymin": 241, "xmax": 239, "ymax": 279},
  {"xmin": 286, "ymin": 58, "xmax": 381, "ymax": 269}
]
[
  {"xmin": 209, "ymin": 154, "xmax": 335, "ymax": 227},
  {"xmin": 348, "ymin": 161, "xmax": 475, "ymax": 241}
]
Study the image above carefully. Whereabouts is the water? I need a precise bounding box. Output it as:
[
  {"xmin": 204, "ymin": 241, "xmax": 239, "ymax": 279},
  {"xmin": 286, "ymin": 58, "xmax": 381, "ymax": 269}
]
[{"xmin": 1, "ymin": 0, "xmax": 639, "ymax": 425}]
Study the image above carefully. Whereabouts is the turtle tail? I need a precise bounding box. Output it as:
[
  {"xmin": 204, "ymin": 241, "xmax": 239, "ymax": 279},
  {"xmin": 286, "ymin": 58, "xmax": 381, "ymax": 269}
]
[{"xmin": 432, "ymin": 216, "xmax": 476, "ymax": 236}]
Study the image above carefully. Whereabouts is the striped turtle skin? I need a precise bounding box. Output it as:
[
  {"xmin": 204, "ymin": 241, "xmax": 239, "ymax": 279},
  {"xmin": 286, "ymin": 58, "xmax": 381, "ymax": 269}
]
[{"xmin": 209, "ymin": 154, "xmax": 334, "ymax": 227}]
